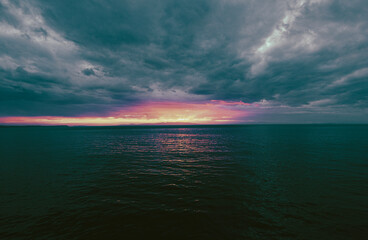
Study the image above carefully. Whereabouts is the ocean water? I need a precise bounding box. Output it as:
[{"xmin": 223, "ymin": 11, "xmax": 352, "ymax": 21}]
[{"xmin": 0, "ymin": 125, "xmax": 367, "ymax": 239}]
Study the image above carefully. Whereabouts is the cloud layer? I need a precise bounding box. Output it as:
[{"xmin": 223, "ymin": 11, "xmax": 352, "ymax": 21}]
[{"xmin": 0, "ymin": 0, "xmax": 367, "ymax": 123}]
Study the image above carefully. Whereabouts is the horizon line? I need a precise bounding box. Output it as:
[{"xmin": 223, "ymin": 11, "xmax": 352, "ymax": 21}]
[{"xmin": 1, "ymin": 123, "xmax": 368, "ymax": 128}]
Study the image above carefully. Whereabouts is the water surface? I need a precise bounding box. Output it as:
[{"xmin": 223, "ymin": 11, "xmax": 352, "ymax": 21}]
[{"xmin": 0, "ymin": 125, "xmax": 367, "ymax": 239}]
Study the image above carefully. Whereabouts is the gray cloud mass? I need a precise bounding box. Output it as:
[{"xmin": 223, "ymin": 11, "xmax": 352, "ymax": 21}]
[{"xmin": 0, "ymin": 0, "xmax": 367, "ymax": 122}]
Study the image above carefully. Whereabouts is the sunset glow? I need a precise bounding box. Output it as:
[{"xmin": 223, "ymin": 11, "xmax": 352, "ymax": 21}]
[{"xmin": 0, "ymin": 101, "xmax": 250, "ymax": 126}]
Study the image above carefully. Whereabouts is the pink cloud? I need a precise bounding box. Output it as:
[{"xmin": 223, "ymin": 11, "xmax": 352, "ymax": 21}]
[{"xmin": 0, "ymin": 101, "xmax": 251, "ymax": 126}]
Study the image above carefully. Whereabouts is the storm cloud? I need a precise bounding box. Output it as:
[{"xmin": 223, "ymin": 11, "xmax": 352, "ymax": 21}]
[{"xmin": 0, "ymin": 0, "xmax": 367, "ymax": 122}]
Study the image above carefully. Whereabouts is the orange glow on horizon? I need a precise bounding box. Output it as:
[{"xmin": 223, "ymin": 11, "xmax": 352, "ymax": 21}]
[{"xmin": 0, "ymin": 101, "xmax": 250, "ymax": 126}]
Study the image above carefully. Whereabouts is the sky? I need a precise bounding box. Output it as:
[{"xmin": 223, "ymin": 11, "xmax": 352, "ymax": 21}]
[{"xmin": 0, "ymin": 0, "xmax": 367, "ymax": 125}]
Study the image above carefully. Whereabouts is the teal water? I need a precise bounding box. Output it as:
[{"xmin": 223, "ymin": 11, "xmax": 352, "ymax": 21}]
[{"xmin": 0, "ymin": 125, "xmax": 367, "ymax": 239}]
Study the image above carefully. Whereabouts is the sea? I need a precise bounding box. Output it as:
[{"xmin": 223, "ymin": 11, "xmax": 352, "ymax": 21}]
[{"xmin": 0, "ymin": 125, "xmax": 367, "ymax": 239}]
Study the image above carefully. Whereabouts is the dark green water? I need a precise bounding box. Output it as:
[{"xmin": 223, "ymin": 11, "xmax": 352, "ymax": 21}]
[{"xmin": 0, "ymin": 125, "xmax": 367, "ymax": 239}]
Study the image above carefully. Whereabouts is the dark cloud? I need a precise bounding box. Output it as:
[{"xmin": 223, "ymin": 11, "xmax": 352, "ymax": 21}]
[
  {"xmin": 82, "ymin": 68, "xmax": 95, "ymax": 76},
  {"xmin": 0, "ymin": 0, "xmax": 367, "ymax": 122}
]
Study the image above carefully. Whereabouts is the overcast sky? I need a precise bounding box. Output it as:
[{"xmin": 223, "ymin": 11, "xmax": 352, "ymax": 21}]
[{"xmin": 0, "ymin": 0, "xmax": 367, "ymax": 123}]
